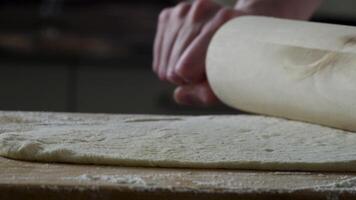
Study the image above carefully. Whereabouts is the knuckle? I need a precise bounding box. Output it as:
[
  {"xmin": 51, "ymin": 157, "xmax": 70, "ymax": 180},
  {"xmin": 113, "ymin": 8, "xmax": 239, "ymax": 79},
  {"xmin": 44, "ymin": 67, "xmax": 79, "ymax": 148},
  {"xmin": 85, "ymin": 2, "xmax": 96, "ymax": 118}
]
[
  {"xmin": 175, "ymin": 58, "xmax": 205, "ymax": 83},
  {"xmin": 173, "ymin": 2, "xmax": 191, "ymax": 17},
  {"xmin": 175, "ymin": 65, "xmax": 191, "ymax": 81},
  {"xmin": 159, "ymin": 8, "xmax": 171, "ymax": 22},
  {"xmin": 166, "ymin": 71, "xmax": 174, "ymax": 80},
  {"xmin": 189, "ymin": 0, "xmax": 209, "ymax": 23},
  {"xmin": 188, "ymin": 10, "xmax": 203, "ymax": 24},
  {"xmin": 176, "ymin": 2, "xmax": 190, "ymax": 10},
  {"xmin": 167, "ymin": 72, "xmax": 181, "ymax": 84},
  {"xmin": 216, "ymin": 8, "xmax": 233, "ymax": 21},
  {"xmin": 192, "ymin": 0, "xmax": 216, "ymax": 13}
]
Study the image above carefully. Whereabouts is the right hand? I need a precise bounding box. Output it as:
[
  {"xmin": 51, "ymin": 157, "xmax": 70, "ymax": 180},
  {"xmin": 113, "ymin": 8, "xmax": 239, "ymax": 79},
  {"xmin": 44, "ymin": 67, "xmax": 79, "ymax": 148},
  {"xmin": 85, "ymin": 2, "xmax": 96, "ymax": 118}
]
[{"xmin": 153, "ymin": 0, "xmax": 246, "ymax": 106}]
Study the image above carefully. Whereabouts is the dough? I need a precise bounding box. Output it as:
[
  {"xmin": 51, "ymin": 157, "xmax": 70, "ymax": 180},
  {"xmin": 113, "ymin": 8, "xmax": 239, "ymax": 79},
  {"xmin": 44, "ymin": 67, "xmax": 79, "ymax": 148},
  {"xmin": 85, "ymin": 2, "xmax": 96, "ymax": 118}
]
[
  {"xmin": 1, "ymin": 111, "xmax": 356, "ymax": 172},
  {"xmin": 207, "ymin": 16, "xmax": 356, "ymax": 132}
]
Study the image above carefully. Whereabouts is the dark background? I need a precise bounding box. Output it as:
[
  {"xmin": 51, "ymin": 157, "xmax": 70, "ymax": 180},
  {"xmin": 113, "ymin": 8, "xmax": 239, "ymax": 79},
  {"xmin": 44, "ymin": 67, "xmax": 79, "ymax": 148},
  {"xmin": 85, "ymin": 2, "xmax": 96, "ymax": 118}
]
[{"xmin": 0, "ymin": 0, "xmax": 355, "ymax": 115}]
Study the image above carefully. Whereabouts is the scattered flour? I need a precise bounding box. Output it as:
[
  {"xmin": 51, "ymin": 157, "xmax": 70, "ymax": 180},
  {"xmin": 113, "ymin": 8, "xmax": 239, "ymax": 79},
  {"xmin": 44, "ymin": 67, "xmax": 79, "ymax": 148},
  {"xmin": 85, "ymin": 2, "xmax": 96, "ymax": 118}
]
[
  {"xmin": 63, "ymin": 174, "xmax": 147, "ymax": 186},
  {"xmin": 316, "ymin": 177, "xmax": 356, "ymax": 190}
]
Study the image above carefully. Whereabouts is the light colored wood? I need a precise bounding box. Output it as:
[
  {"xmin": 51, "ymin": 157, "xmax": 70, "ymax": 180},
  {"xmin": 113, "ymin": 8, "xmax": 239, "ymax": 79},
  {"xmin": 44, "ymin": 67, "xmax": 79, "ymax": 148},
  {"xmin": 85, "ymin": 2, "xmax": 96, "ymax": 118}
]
[{"xmin": 0, "ymin": 156, "xmax": 356, "ymax": 199}]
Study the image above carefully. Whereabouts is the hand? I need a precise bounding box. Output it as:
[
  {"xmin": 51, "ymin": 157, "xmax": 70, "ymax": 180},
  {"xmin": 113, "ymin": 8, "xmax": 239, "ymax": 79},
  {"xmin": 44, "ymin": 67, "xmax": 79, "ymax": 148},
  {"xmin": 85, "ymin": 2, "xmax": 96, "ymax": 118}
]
[{"xmin": 153, "ymin": 0, "xmax": 245, "ymax": 106}]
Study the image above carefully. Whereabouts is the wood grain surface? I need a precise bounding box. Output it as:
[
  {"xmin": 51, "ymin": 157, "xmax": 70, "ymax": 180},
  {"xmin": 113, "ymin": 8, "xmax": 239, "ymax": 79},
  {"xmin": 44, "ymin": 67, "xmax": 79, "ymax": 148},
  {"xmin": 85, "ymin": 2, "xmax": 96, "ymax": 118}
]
[{"xmin": 0, "ymin": 156, "xmax": 356, "ymax": 200}]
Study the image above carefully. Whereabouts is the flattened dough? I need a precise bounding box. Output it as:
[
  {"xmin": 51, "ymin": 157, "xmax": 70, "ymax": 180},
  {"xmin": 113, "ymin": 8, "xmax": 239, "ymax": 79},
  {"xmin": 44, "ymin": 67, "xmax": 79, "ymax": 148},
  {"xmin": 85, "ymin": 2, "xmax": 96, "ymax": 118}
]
[{"xmin": 0, "ymin": 111, "xmax": 356, "ymax": 172}]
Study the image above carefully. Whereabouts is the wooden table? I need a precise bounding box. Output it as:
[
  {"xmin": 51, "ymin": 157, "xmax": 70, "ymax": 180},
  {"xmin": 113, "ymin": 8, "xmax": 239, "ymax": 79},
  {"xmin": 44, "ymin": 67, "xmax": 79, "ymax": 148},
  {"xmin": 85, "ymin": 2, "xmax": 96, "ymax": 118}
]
[{"xmin": 1, "ymin": 157, "xmax": 356, "ymax": 200}]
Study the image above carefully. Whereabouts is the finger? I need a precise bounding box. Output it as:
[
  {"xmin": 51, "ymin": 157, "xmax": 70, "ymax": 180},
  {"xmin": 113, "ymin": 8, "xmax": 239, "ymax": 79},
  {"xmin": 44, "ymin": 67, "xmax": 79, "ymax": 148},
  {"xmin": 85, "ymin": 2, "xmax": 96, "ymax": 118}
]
[
  {"xmin": 156, "ymin": 8, "xmax": 175, "ymax": 81},
  {"xmin": 166, "ymin": 24, "xmax": 200, "ymax": 85},
  {"xmin": 153, "ymin": 8, "xmax": 171, "ymax": 75},
  {"xmin": 167, "ymin": 0, "xmax": 221, "ymax": 84},
  {"xmin": 175, "ymin": 8, "xmax": 242, "ymax": 83},
  {"xmin": 188, "ymin": 0, "xmax": 221, "ymax": 23},
  {"xmin": 163, "ymin": 3, "xmax": 192, "ymax": 85},
  {"xmin": 173, "ymin": 81, "xmax": 219, "ymax": 106},
  {"xmin": 158, "ymin": 3, "xmax": 191, "ymax": 81},
  {"xmin": 153, "ymin": 10, "xmax": 166, "ymax": 73}
]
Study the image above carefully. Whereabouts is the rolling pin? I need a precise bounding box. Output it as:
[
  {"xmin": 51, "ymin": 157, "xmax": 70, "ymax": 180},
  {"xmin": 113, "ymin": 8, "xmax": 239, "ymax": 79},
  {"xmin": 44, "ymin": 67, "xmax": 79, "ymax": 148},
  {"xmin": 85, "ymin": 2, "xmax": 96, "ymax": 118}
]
[{"xmin": 207, "ymin": 16, "xmax": 356, "ymax": 132}]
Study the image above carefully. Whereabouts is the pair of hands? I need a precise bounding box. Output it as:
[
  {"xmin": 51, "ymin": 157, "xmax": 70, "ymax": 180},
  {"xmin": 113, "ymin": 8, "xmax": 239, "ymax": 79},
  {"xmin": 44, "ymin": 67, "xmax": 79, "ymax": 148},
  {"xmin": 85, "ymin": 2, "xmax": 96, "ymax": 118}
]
[
  {"xmin": 153, "ymin": 0, "xmax": 245, "ymax": 106},
  {"xmin": 152, "ymin": 0, "xmax": 322, "ymax": 106}
]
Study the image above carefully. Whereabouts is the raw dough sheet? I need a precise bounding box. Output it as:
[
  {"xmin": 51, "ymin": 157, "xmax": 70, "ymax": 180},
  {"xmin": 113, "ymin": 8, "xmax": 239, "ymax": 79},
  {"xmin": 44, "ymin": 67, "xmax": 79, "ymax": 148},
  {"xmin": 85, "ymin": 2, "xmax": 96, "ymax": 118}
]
[{"xmin": 0, "ymin": 111, "xmax": 355, "ymax": 172}]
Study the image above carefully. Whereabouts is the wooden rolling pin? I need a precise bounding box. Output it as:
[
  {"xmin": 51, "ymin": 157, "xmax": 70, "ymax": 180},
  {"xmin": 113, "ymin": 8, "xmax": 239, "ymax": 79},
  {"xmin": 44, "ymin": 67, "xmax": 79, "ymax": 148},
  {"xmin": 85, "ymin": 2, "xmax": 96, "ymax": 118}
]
[{"xmin": 207, "ymin": 16, "xmax": 356, "ymax": 132}]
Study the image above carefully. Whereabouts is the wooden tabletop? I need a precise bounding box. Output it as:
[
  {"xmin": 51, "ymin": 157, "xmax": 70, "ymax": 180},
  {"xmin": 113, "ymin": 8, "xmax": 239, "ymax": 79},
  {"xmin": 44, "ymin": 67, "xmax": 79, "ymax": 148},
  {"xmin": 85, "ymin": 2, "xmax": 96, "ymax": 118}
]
[{"xmin": 1, "ymin": 156, "xmax": 356, "ymax": 200}]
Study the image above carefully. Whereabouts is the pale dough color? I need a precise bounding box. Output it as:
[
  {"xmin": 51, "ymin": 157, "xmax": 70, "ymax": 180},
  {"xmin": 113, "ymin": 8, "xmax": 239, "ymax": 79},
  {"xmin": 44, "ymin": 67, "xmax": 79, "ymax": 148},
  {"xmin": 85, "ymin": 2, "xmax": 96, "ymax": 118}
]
[
  {"xmin": 207, "ymin": 16, "xmax": 356, "ymax": 132},
  {"xmin": 1, "ymin": 111, "xmax": 356, "ymax": 172}
]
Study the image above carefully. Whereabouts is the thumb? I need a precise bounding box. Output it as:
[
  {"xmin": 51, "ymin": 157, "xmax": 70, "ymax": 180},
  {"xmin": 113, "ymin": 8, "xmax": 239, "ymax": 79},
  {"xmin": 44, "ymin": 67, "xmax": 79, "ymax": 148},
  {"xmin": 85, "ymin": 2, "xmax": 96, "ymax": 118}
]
[{"xmin": 173, "ymin": 81, "xmax": 219, "ymax": 106}]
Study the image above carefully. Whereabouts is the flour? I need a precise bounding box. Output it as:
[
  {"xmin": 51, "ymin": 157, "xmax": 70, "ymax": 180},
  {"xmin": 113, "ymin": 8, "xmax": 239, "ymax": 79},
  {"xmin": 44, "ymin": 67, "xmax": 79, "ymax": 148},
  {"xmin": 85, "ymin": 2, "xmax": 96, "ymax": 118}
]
[
  {"xmin": 63, "ymin": 174, "xmax": 147, "ymax": 186},
  {"xmin": 1, "ymin": 111, "xmax": 356, "ymax": 172}
]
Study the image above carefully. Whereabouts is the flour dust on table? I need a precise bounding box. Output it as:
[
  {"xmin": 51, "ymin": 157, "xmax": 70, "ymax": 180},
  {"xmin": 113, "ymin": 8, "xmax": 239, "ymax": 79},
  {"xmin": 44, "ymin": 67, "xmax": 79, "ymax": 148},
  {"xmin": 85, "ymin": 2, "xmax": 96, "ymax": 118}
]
[{"xmin": 0, "ymin": 111, "xmax": 356, "ymax": 172}]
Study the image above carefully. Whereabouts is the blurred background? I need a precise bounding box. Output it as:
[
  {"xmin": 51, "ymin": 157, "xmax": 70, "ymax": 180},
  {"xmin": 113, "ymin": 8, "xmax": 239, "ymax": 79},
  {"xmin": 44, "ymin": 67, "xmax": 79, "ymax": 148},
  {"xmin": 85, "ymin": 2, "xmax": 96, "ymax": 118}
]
[{"xmin": 0, "ymin": 0, "xmax": 355, "ymax": 115}]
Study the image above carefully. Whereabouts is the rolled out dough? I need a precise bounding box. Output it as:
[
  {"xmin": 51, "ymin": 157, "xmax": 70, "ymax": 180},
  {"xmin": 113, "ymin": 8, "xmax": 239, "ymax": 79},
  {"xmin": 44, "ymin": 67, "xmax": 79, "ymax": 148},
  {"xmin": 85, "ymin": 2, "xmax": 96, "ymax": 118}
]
[{"xmin": 1, "ymin": 111, "xmax": 356, "ymax": 172}]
